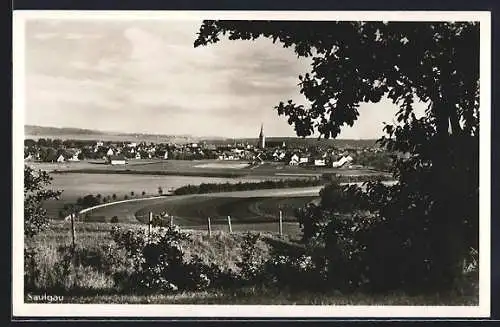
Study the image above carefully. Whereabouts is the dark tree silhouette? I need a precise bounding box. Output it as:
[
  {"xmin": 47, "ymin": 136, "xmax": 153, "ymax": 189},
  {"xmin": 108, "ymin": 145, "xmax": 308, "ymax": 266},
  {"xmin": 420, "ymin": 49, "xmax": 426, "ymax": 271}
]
[
  {"xmin": 195, "ymin": 21, "xmax": 479, "ymax": 290},
  {"xmin": 24, "ymin": 165, "xmax": 61, "ymax": 238}
]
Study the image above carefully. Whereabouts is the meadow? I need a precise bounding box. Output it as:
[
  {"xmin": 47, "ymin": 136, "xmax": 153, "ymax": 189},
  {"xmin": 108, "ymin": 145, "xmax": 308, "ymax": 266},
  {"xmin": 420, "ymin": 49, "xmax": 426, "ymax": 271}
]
[
  {"xmin": 43, "ymin": 173, "xmax": 264, "ymax": 219},
  {"xmin": 133, "ymin": 196, "xmax": 314, "ymax": 225},
  {"xmin": 75, "ymin": 184, "xmax": 322, "ymax": 225},
  {"xmin": 25, "ymin": 221, "xmax": 478, "ymax": 305},
  {"xmin": 29, "ymin": 159, "xmax": 388, "ymax": 179}
]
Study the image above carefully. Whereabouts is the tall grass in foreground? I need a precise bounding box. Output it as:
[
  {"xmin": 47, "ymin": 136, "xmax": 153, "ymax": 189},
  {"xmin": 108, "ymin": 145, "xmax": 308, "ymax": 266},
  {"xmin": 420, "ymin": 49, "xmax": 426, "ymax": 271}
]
[
  {"xmin": 25, "ymin": 223, "xmax": 478, "ymax": 305},
  {"xmin": 55, "ymin": 287, "xmax": 479, "ymax": 305}
]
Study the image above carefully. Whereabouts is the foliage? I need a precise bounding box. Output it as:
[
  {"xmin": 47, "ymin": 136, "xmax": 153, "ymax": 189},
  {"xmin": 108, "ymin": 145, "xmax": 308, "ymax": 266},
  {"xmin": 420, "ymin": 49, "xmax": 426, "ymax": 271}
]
[
  {"xmin": 195, "ymin": 21, "xmax": 479, "ymax": 291},
  {"xmin": 77, "ymin": 194, "xmax": 101, "ymax": 208},
  {"xmin": 24, "ymin": 247, "xmax": 39, "ymax": 291},
  {"xmin": 110, "ymin": 226, "xmax": 227, "ymax": 293},
  {"xmin": 173, "ymin": 178, "xmax": 322, "ymax": 195},
  {"xmin": 262, "ymin": 254, "xmax": 326, "ymax": 291},
  {"xmin": 24, "ymin": 165, "xmax": 62, "ymax": 238},
  {"xmin": 235, "ymin": 233, "xmax": 264, "ymax": 283},
  {"xmin": 353, "ymin": 151, "xmax": 394, "ymax": 172}
]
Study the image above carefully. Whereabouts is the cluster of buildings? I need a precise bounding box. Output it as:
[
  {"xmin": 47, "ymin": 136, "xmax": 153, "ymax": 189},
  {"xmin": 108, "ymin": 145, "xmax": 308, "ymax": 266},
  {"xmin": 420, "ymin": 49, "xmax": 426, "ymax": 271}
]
[{"xmin": 24, "ymin": 124, "xmax": 383, "ymax": 168}]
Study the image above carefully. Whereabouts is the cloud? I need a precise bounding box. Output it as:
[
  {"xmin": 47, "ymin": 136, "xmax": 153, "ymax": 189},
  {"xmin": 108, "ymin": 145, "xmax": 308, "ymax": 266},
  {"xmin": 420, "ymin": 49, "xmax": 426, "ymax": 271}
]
[{"xmin": 23, "ymin": 18, "xmax": 405, "ymax": 138}]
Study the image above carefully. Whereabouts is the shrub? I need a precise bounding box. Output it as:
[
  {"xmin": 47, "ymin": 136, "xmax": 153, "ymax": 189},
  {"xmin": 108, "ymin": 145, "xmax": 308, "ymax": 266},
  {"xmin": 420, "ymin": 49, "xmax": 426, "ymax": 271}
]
[
  {"xmin": 110, "ymin": 226, "xmax": 219, "ymax": 293},
  {"xmin": 81, "ymin": 194, "xmax": 100, "ymax": 208},
  {"xmin": 297, "ymin": 178, "xmax": 478, "ymax": 294},
  {"xmin": 24, "ymin": 247, "xmax": 40, "ymax": 292},
  {"xmin": 235, "ymin": 233, "xmax": 264, "ymax": 284},
  {"xmin": 110, "ymin": 216, "xmax": 119, "ymax": 223},
  {"xmin": 262, "ymin": 254, "xmax": 326, "ymax": 291}
]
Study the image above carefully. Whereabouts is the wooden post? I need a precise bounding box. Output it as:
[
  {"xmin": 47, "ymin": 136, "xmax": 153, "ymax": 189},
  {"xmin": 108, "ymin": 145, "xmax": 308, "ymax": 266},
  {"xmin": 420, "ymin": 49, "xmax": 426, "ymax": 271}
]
[
  {"xmin": 170, "ymin": 215, "xmax": 174, "ymax": 227},
  {"xmin": 227, "ymin": 215, "xmax": 232, "ymax": 233},
  {"xmin": 70, "ymin": 211, "xmax": 78, "ymax": 288},
  {"xmin": 279, "ymin": 210, "xmax": 283, "ymax": 236},
  {"xmin": 70, "ymin": 212, "xmax": 76, "ymax": 249},
  {"xmin": 148, "ymin": 212, "xmax": 152, "ymax": 238},
  {"xmin": 207, "ymin": 217, "xmax": 212, "ymax": 237}
]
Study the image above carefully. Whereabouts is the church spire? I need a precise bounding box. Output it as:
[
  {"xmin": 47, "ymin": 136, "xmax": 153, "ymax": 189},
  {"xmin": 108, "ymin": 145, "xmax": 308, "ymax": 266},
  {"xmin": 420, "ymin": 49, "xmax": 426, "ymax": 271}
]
[{"xmin": 258, "ymin": 123, "xmax": 265, "ymax": 149}]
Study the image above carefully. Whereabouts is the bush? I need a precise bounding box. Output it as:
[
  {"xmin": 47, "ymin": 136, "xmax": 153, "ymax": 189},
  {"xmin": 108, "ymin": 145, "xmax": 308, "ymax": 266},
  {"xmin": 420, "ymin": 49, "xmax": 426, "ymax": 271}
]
[
  {"xmin": 110, "ymin": 216, "xmax": 119, "ymax": 223},
  {"xmin": 24, "ymin": 247, "xmax": 40, "ymax": 292},
  {"xmin": 262, "ymin": 254, "xmax": 326, "ymax": 291},
  {"xmin": 235, "ymin": 233, "xmax": 265, "ymax": 284},
  {"xmin": 110, "ymin": 226, "xmax": 224, "ymax": 293},
  {"xmin": 296, "ymin": 179, "xmax": 478, "ymax": 294}
]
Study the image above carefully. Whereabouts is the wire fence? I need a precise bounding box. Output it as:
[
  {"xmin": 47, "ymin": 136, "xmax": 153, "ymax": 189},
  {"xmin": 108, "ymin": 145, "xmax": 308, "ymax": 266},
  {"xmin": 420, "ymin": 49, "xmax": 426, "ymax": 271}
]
[{"xmin": 134, "ymin": 210, "xmax": 288, "ymax": 238}]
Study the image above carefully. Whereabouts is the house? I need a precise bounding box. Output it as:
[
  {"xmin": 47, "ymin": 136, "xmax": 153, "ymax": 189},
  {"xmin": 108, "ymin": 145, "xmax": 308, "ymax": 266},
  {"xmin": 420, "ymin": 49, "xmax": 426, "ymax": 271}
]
[
  {"xmin": 56, "ymin": 154, "xmax": 65, "ymax": 163},
  {"xmin": 107, "ymin": 155, "xmax": 127, "ymax": 165},
  {"xmin": 68, "ymin": 153, "xmax": 80, "ymax": 162},
  {"xmin": 24, "ymin": 153, "xmax": 33, "ymax": 161},
  {"xmin": 299, "ymin": 157, "xmax": 309, "ymax": 164},
  {"xmin": 314, "ymin": 159, "xmax": 326, "ymax": 167},
  {"xmin": 331, "ymin": 155, "xmax": 353, "ymax": 168},
  {"xmin": 106, "ymin": 148, "xmax": 114, "ymax": 156},
  {"xmin": 163, "ymin": 151, "xmax": 169, "ymax": 160},
  {"xmin": 135, "ymin": 152, "xmax": 141, "ymax": 160},
  {"xmin": 272, "ymin": 150, "xmax": 286, "ymax": 161},
  {"xmin": 289, "ymin": 154, "xmax": 300, "ymax": 165},
  {"xmin": 255, "ymin": 153, "xmax": 264, "ymax": 164}
]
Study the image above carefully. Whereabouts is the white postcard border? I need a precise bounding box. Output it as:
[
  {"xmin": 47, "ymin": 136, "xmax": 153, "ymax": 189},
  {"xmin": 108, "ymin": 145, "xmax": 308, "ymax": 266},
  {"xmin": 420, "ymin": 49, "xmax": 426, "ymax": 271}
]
[{"xmin": 12, "ymin": 10, "xmax": 492, "ymax": 318}]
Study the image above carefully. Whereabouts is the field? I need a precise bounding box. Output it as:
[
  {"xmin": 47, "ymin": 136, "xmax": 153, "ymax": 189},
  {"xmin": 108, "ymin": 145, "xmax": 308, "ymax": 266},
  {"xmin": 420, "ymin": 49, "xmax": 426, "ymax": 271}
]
[
  {"xmin": 79, "ymin": 187, "xmax": 322, "ymax": 238},
  {"xmin": 43, "ymin": 173, "xmax": 264, "ymax": 219},
  {"xmin": 32, "ymin": 158, "xmax": 383, "ymax": 220},
  {"xmin": 28, "ymin": 159, "xmax": 388, "ymax": 179}
]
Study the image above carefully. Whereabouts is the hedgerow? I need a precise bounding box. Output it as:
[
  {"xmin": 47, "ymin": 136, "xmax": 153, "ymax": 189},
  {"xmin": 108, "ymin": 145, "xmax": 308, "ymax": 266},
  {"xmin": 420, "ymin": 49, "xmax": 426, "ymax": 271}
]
[{"xmin": 173, "ymin": 179, "xmax": 323, "ymax": 195}]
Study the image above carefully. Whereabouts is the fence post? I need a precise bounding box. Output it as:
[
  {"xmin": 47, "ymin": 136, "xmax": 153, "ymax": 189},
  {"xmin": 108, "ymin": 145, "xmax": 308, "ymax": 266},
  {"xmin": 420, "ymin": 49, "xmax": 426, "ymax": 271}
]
[
  {"xmin": 279, "ymin": 210, "xmax": 283, "ymax": 237},
  {"xmin": 207, "ymin": 217, "xmax": 212, "ymax": 237},
  {"xmin": 70, "ymin": 212, "xmax": 76, "ymax": 249},
  {"xmin": 170, "ymin": 215, "xmax": 174, "ymax": 227},
  {"xmin": 148, "ymin": 212, "xmax": 152, "ymax": 238},
  {"xmin": 227, "ymin": 215, "xmax": 232, "ymax": 233},
  {"xmin": 70, "ymin": 211, "xmax": 78, "ymax": 288}
]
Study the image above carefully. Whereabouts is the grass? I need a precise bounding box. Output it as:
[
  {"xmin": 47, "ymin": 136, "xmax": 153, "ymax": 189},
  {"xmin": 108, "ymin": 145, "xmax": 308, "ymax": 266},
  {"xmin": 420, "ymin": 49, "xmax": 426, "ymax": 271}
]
[
  {"xmin": 25, "ymin": 222, "xmax": 478, "ymax": 305},
  {"xmin": 31, "ymin": 159, "xmax": 389, "ymax": 179},
  {"xmin": 33, "ymin": 159, "xmax": 389, "ymax": 220},
  {"xmin": 52, "ymin": 287, "xmax": 479, "ymax": 305},
  {"xmin": 42, "ymin": 173, "xmax": 264, "ymax": 219},
  {"xmin": 25, "ymin": 224, "xmax": 278, "ymax": 297},
  {"xmin": 133, "ymin": 196, "xmax": 314, "ymax": 225}
]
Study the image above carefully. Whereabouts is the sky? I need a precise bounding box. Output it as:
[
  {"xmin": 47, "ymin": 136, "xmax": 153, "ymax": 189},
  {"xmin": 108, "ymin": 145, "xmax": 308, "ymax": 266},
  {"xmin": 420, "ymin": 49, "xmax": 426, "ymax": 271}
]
[{"xmin": 24, "ymin": 18, "xmax": 409, "ymax": 139}]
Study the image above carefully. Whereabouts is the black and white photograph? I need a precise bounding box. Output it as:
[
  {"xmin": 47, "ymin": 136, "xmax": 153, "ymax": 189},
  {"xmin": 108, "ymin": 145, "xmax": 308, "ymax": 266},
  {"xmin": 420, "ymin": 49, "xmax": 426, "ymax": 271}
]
[{"xmin": 12, "ymin": 10, "xmax": 491, "ymax": 318}]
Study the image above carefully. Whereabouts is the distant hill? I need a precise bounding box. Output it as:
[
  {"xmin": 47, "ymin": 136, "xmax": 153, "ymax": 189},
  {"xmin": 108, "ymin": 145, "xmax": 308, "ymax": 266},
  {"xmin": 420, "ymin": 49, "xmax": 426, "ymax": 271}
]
[
  {"xmin": 24, "ymin": 125, "xmax": 196, "ymax": 143},
  {"xmin": 25, "ymin": 125, "xmax": 105, "ymax": 136}
]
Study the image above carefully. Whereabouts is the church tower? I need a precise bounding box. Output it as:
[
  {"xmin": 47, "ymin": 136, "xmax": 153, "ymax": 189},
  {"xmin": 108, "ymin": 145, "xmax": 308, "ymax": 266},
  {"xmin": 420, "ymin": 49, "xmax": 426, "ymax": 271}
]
[{"xmin": 258, "ymin": 123, "xmax": 266, "ymax": 149}]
